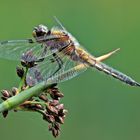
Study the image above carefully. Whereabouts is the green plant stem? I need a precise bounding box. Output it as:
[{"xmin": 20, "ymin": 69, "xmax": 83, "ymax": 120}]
[
  {"xmin": 0, "ymin": 81, "xmax": 50, "ymax": 113},
  {"xmin": 23, "ymin": 101, "xmax": 48, "ymax": 106}
]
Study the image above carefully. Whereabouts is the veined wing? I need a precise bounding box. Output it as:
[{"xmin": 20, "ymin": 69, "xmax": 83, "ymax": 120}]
[
  {"xmin": 53, "ymin": 17, "xmax": 89, "ymax": 53},
  {"xmin": 0, "ymin": 39, "xmax": 40, "ymax": 61},
  {"xmin": 26, "ymin": 45, "xmax": 88, "ymax": 86},
  {"xmin": 48, "ymin": 63, "xmax": 87, "ymax": 84},
  {"xmin": 53, "ymin": 17, "xmax": 80, "ymax": 47},
  {"xmin": 0, "ymin": 35, "xmax": 61, "ymax": 61}
]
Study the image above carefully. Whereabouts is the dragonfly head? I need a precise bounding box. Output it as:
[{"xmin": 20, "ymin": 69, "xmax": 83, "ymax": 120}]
[{"xmin": 32, "ymin": 24, "xmax": 49, "ymax": 38}]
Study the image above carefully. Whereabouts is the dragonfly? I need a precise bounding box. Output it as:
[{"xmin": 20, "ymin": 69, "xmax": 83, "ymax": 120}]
[{"xmin": 0, "ymin": 17, "xmax": 139, "ymax": 87}]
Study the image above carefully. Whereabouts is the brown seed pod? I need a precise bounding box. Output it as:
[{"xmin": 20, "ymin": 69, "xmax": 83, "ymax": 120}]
[{"xmin": 16, "ymin": 66, "xmax": 24, "ymax": 78}]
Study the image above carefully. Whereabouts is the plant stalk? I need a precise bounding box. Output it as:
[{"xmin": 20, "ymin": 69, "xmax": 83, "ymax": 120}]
[
  {"xmin": 0, "ymin": 63, "xmax": 86, "ymax": 113},
  {"xmin": 0, "ymin": 81, "xmax": 49, "ymax": 113}
]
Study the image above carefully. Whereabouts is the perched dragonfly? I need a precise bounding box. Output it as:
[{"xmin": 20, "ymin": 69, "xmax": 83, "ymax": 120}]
[{"xmin": 0, "ymin": 17, "xmax": 139, "ymax": 87}]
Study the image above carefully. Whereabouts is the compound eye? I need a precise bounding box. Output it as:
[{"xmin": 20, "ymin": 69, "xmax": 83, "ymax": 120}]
[
  {"xmin": 33, "ymin": 25, "xmax": 49, "ymax": 38},
  {"xmin": 37, "ymin": 31, "xmax": 46, "ymax": 37},
  {"xmin": 39, "ymin": 24, "xmax": 48, "ymax": 33}
]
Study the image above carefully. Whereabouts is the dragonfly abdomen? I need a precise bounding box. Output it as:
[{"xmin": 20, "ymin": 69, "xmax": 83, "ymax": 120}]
[{"xmin": 93, "ymin": 62, "xmax": 140, "ymax": 87}]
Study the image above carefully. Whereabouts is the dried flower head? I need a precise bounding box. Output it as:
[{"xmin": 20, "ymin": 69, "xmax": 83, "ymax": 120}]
[
  {"xmin": 16, "ymin": 66, "xmax": 24, "ymax": 78},
  {"xmin": 47, "ymin": 87, "xmax": 64, "ymax": 100},
  {"xmin": 21, "ymin": 50, "xmax": 38, "ymax": 68},
  {"xmin": 0, "ymin": 65, "xmax": 67, "ymax": 138}
]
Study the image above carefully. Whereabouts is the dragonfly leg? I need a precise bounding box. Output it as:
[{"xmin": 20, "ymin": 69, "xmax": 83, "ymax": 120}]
[
  {"xmin": 34, "ymin": 45, "xmax": 47, "ymax": 63},
  {"xmin": 41, "ymin": 44, "xmax": 47, "ymax": 57},
  {"xmin": 47, "ymin": 41, "xmax": 74, "ymax": 77},
  {"xmin": 28, "ymin": 39, "xmax": 34, "ymax": 43},
  {"xmin": 49, "ymin": 53, "xmax": 63, "ymax": 77}
]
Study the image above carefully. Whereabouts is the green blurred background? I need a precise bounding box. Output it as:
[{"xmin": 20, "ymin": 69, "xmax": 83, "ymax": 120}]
[{"xmin": 0, "ymin": 0, "xmax": 140, "ymax": 140}]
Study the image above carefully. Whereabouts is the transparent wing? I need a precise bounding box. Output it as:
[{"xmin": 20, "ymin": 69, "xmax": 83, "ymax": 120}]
[
  {"xmin": 53, "ymin": 16, "xmax": 67, "ymax": 31},
  {"xmin": 0, "ymin": 39, "xmax": 37, "ymax": 61},
  {"xmin": 0, "ymin": 35, "xmax": 61, "ymax": 61},
  {"xmin": 53, "ymin": 17, "xmax": 80, "ymax": 45},
  {"xmin": 53, "ymin": 17, "xmax": 88, "ymax": 53},
  {"xmin": 48, "ymin": 63, "xmax": 87, "ymax": 84},
  {"xmin": 26, "ymin": 45, "xmax": 88, "ymax": 86}
]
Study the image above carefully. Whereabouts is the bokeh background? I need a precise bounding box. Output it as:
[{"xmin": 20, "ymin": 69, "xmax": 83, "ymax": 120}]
[{"xmin": 0, "ymin": 0, "xmax": 140, "ymax": 140}]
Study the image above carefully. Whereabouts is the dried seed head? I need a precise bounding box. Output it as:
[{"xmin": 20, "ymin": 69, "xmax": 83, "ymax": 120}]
[
  {"xmin": 21, "ymin": 60, "xmax": 37, "ymax": 68},
  {"xmin": 47, "ymin": 105, "xmax": 58, "ymax": 115},
  {"xmin": 55, "ymin": 92, "xmax": 64, "ymax": 98},
  {"xmin": 56, "ymin": 104, "xmax": 64, "ymax": 110},
  {"xmin": 49, "ymin": 100, "xmax": 59, "ymax": 106},
  {"xmin": 58, "ymin": 109, "xmax": 68, "ymax": 117},
  {"xmin": 21, "ymin": 50, "xmax": 38, "ymax": 68},
  {"xmin": 1, "ymin": 97, "xmax": 7, "ymax": 101},
  {"xmin": 55, "ymin": 116, "xmax": 64, "ymax": 124},
  {"xmin": 49, "ymin": 90, "xmax": 64, "ymax": 100},
  {"xmin": 1, "ymin": 90, "xmax": 11, "ymax": 98},
  {"xmin": 43, "ymin": 114, "xmax": 55, "ymax": 123},
  {"xmin": 2, "ymin": 110, "xmax": 8, "ymax": 118},
  {"xmin": 21, "ymin": 86, "xmax": 28, "ymax": 91},
  {"xmin": 46, "ymin": 85, "xmax": 64, "ymax": 100},
  {"xmin": 16, "ymin": 66, "xmax": 24, "ymax": 78},
  {"xmin": 54, "ymin": 123, "xmax": 60, "ymax": 130},
  {"xmin": 62, "ymin": 109, "xmax": 68, "ymax": 115},
  {"xmin": 11, "ymin": 87, "xmax": 18, "ymax": 95},
  {"xmin": 49, "ymin": 123, "xmax": 60, "ymax": 138},
  {"xmin": 1, "ymin": 82, "xmax": 67, "ymax": 138},
  {"xmin": 51, "ymin": 127, "xmax": 60, "ymax": 138},
  {"xmin": 47, "ymin": 87, "xmax": 58, "ymax": 94},
  {"xmin": 35, "ymin": 104, "xmax": 44, "ymax": 110},
  {"xmin": 39, "ymin": 94, "xmax": 48, "ymax": 102}
]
